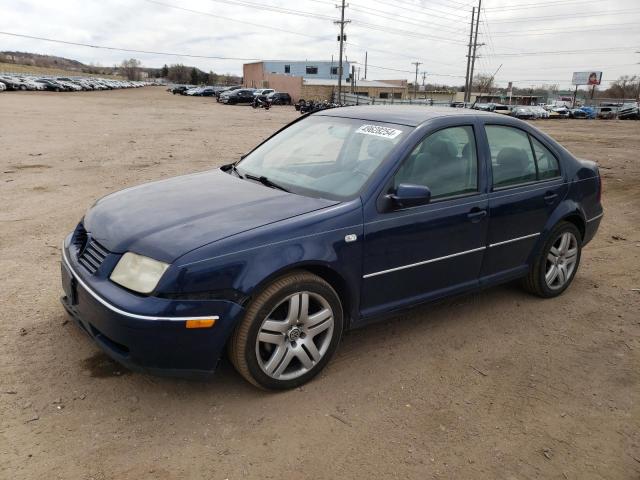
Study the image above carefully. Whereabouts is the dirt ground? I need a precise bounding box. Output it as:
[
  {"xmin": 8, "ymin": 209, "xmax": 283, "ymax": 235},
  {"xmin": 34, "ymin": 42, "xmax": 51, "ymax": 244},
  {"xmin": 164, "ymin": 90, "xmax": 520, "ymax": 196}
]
[{"xmin": 1, "ymin": 88, "xmax": 639, "ymax": 479}]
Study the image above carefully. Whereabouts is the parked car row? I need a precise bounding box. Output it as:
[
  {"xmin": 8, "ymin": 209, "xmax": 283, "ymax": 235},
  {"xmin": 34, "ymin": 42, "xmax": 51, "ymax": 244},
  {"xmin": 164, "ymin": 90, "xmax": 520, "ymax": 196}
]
[
  {"xmin": 0, "ymin": 74, "xmax": 153, "ymax": 92},
  {"xmin": 465, "ymin": 102, "xmax": 638, "ymax": 120},
  {"xmin": 168, "ymin": 84, "xmax": 292, "ymax": 106}
]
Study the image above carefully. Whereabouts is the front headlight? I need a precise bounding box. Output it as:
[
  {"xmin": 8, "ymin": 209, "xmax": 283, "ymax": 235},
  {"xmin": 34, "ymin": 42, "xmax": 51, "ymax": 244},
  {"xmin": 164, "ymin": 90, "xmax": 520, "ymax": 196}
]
[{"xmin": 110, "ymin": 252, "xmax": 169, "ymax": 294}]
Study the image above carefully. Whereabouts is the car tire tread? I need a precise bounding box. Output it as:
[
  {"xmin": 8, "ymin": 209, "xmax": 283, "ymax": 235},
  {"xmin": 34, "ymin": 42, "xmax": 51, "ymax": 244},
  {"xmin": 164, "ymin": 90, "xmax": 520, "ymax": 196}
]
[
  {"xmin": 522, "ymin": 221, "xmax": 582, "ymax": 298},
  {"xmin": 229, "ymin": 270, "xmax": 342, "ymax": 390}
]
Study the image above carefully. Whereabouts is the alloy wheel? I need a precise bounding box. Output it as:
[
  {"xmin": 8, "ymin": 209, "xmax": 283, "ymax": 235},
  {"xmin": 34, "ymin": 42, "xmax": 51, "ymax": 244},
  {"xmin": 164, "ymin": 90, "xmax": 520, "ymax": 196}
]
[
  {"xmin": 255, "ymin": 291, "xmax": 334, "ymax": 381},
  {"xmin": 545, "ymin": 231, "xmax": 578, "ymax": 290}
]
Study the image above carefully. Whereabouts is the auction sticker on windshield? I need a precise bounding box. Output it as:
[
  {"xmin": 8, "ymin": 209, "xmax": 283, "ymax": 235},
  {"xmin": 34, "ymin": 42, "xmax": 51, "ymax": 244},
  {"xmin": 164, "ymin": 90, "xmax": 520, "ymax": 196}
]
[{"xmin": 356, "ymin": 124, "xmax": 403, "ymax": 139}]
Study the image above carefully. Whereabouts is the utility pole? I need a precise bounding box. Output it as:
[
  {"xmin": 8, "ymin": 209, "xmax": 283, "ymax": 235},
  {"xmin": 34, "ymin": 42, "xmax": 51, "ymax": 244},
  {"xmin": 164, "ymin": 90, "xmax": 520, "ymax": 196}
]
[
  {"xmin": 334, "ymin": 0, "xmax": 350, "ymax": 103},
  {"xmin": 422, "ymin": 71, "xmax": 426, "ymax": 99},
  {"xmin": 464, "ymin": 7, "xmax": 475, "ymax": 103},
  {"xmin": 468, "ymin": 0, "xmax": 482, "ymax": 104},
  {"xmin": 364, "ymin": 51, "xmax": 368, "ymax": 80},
  {"xmin": 351, "ymin": 65, "xmax": 356, "ymax": 93},
  {"xmin": 412, "ymin": 61, "xmax": 422, "ymax": 99}
]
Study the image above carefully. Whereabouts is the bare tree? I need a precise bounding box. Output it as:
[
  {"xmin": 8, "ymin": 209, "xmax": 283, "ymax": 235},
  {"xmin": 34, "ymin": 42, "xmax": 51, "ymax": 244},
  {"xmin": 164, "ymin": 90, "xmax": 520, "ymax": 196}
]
[
  {"xmin": 472, "ymin": 74, "xmax": 494, "ymax": 93},
  {"xmin": 606, "ymin": 75, "xmax": 640, "ymax": 100},
  {"xmin": 120, "ymin": 58, "xmax": 142, "ymax": 81},
  {"xmin": 167, "ymin": 64, "xmax": 190, "ymax": 83}
]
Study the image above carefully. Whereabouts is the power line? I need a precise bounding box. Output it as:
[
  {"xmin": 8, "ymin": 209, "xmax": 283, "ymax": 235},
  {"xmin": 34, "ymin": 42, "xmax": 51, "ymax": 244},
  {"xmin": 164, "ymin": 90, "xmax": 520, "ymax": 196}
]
[
  {"xmin": 369, "ymin": 0, "xmax": 468, "ymax": 20},
  {"xmin": 484, "ymin": 0, "xmax": 605, "ymax": 11},
  {"xmin": 490, "ymin": 46, "xmax": 640, "ymax": 57},
  {"xmin": 347, "ymin": 2, "xmax": 461, "ymax": 34},
  {"xmin": 490, "ymin": 21, "xmax": 640, "ymax": 34},
  {"xmin": 361, "ymin": 63, "xmax": 465, "ymax": 78},
  {"xmin": 142, "ymin": 0, "xmax": 329, "ymax": 41},
  {"xmin": 202, "ymin": 0, "xmax": 334, "ymax": 20},
  {"xmin": 489, "ymin": 24, "xmax": 639, "ymax": 37},
  {"xmin": 0, "ymin": 31, "xmax": 261, "ymax": 61},
  {"xmin": 489, "ymin": 7, "xmax": 640, "ymax": 23},
  {"xmin": 349, "ymin": 20, "xmax": 467, "ymax": 45}
]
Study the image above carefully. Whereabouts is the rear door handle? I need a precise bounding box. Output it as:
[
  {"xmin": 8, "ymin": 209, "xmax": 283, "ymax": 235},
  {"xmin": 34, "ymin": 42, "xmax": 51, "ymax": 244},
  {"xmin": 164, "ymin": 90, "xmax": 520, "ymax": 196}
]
[
  {"xmin": 544, "ymin": 192, "xmax": 558, "ymax": 204},
  {"xmin": 467, "ymin": 209, "xmax": 487, "ymax": 222}
]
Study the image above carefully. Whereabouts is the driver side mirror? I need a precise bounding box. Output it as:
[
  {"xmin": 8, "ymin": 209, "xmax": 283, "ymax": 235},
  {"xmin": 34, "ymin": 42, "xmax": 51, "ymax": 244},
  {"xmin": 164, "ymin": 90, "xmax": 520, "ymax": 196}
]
[{"xmin": 386, "ymin": 183, "xmax": 431, "ymax": 209}]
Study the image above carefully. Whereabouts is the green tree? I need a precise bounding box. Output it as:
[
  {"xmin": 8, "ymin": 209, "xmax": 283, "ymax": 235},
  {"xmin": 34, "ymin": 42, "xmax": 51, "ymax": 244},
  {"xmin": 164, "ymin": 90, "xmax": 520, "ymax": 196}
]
[
  {"xmin": 190, "ymin": 67, "xmax": 199, "ymax": 85},
  {"xmin": 161, "ymin": 64, "xmax": 169, "ymax": 78}
]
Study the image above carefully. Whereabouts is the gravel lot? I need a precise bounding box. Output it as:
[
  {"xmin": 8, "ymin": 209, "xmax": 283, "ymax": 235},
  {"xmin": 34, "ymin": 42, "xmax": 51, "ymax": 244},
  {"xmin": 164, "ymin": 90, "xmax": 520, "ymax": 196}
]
[{"xmin": 1, "ymin": 87, "xmax": 639, "ymax": 479}]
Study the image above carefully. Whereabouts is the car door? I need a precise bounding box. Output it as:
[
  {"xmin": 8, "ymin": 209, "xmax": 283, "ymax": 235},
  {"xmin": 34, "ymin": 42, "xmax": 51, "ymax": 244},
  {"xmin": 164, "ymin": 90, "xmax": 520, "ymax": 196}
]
[
  {"xmin": 360, "ymin": 123, "xmax": 489, "ymax": 318},
  {"xmin": 479, "ymin": 123, "xmax": 568, "ymax": 281}
]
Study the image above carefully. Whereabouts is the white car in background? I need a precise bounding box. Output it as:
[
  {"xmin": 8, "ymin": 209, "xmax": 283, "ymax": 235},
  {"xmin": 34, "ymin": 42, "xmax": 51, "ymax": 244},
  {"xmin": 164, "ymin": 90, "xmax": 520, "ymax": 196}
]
[
  {"xmin": 529, "ymin": 106, "xmax": 550, "ymax": 119},
  {"xmin": 253, "ymin": 88, "xmax": 274, "ymax": 97}
]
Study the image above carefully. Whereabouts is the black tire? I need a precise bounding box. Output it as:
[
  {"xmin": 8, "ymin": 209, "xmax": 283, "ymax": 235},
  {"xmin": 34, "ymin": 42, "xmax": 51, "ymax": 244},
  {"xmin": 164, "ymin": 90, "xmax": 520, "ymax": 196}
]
[
  {"xmin": 229, "ymin": 270, "xmax": 344, "ymax": 390},
  {"xmin": 522, "ymin": 221, "xmax": 582, "ymax": 298}
]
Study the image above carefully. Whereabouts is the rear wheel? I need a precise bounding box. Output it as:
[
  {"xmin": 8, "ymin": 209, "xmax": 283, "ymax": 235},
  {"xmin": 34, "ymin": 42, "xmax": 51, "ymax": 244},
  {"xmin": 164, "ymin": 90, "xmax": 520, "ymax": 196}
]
[
  {"xmin": 229, "ymin": 271, "xmax": 343, "ymax": 390},
  {"xmin": 523, "ymin": 222, "xmax": 582, "ymax": 297}
]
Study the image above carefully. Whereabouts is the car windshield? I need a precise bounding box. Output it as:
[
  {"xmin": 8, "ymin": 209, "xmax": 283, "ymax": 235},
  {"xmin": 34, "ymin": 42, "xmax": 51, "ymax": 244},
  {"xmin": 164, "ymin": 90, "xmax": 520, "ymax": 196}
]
[{"xmin": 236, "ymin": 116, "xmax": 408, "ymax": 200}]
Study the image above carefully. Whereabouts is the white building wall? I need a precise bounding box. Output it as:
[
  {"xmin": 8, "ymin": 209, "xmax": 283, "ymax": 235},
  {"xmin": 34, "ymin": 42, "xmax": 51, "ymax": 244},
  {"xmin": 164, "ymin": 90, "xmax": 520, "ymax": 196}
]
[{"xmin": 262, "ymin": 60, "xmax": 351, "ymax": 80}]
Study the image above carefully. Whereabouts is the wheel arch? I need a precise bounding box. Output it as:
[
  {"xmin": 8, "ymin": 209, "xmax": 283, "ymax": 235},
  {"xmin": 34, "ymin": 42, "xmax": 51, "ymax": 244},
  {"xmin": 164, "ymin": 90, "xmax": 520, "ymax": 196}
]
[
  {"xmin": 246, "ymin": 261, "xmax": 356, "ymax": 329},
  {"xmin": 528, "ymin": 201, "xmax": 586, "ymax": 265},
  {"xmin": 561, "ymin": 213, "xmax": 586, "ymax": 242}
]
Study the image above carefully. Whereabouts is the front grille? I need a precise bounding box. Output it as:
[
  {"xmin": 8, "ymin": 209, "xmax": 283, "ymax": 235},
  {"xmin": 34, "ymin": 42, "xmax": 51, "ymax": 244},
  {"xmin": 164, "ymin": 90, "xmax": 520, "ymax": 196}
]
[
  {"xmin": 78, "ymin": 239, "xmax": 110, "ymax": 274},
  {"xmin": 73, "ymin": 223, "xmax": 88, "ymax": 249}
]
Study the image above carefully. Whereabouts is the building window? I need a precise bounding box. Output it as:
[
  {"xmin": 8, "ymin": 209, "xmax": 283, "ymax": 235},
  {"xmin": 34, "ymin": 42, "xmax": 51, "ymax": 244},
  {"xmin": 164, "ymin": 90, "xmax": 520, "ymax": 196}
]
[
  {"xmin": 284, "ymin": 64, "xmax": 290, "ymax": 74},
  {"xmin": 379, "ymin": 92, "xmax": 389, "ymax": 99},
  {"xmin": 306, "ymin": 66, "xmax": 318, "ymax": 75},
  {"xmin": 393, "ymin": 92, "xmax": 402, "ymax": 99},
  {"xmin": 331, "ymin": 66, "xmax": 338, "ymax": 75}
]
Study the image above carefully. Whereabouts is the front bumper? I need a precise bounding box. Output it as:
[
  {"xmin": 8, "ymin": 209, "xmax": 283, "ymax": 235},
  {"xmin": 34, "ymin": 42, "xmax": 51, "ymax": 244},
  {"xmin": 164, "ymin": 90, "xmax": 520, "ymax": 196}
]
[{"xmin": 61, "ymin": 242, "xmax": 245, "ymax": 379}]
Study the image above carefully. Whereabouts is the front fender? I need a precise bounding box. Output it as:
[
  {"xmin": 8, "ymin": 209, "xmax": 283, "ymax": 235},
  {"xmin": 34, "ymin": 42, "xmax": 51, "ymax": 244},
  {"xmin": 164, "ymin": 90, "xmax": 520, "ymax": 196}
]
[{"xmin": 156, "ymin": 199, "xmax": 364, "ymax": 330}]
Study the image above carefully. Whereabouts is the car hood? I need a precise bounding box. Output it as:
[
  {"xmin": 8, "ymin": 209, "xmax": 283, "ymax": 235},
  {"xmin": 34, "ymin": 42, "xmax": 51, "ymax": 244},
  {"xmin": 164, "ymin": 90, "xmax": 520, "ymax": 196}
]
[{"xmin": 84, "ymin": 169, "xmax": 337, "ymax": 263}]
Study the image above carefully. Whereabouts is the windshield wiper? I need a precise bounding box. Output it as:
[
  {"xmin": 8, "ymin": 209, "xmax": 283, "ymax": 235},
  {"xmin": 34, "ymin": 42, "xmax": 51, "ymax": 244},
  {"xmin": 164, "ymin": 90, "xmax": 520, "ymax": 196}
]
[
  {"xmin": 230, "ymin": 163, "xmax": 244, "ymax": 178},
  {"xmin": 244, "ymin": 173, "xmax": 290, "ymax": 193},
  {"xmin": 224, "ymin": 162, "xmax": 243, "ymax": 178}
]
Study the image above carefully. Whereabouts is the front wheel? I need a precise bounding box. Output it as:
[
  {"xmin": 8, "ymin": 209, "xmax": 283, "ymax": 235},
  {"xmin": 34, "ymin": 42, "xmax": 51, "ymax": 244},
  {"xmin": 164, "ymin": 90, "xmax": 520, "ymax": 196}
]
[
  {"xmin": 523, "ymin": 222, "xmax": 582, "ymax": 297},
  {"xmin": 229, "ymin": 271, "xmax": 343, "ymax": 390}
]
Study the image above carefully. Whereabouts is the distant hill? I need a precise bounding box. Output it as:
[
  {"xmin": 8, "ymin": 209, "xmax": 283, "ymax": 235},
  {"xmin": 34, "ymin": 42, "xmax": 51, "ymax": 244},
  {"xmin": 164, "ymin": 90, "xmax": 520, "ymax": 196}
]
[
  {"xmin": 1, "ymin": 51, "xmax": 89, "ymax": 70},
  {"xmin": 0, "ymin": 51, "xmax": 241, "ymax": 84}
]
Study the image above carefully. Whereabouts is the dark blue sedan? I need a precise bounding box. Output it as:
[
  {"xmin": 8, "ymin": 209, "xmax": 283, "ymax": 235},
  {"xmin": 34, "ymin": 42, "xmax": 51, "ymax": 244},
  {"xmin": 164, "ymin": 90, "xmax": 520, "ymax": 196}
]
[{"xmin": 61, "ymin": 106, "xmax": 603, "ymax": 389}]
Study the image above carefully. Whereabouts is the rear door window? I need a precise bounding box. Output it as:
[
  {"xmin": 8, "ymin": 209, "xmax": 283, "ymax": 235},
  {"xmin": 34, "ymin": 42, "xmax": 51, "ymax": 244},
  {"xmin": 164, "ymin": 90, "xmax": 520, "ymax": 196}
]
[
  {"xmin": 485, "ymin": 125, "xmax": 561, "ymax": 188},
  {"xmin": 485, "ymin": 126, "xmax": 537, "ymax": 187},
  {"xmin": 530, "ymin": 136, "xmax": 560, "ymax": 179}
]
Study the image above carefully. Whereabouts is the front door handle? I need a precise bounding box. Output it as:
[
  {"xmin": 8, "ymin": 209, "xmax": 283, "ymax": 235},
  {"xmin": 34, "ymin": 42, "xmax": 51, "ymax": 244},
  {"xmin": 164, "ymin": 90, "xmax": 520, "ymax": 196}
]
[
  {"xmin": 467, "ymin": 208, "xmax": 487, "ymax": 222},
  {"xmin": 544, "ymin": 192, "xmax": 559, "ymax": 204}
]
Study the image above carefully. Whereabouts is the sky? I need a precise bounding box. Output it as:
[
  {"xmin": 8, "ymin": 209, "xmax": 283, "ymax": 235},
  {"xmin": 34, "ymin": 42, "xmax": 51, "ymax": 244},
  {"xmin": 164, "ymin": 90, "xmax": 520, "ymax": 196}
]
[{"xmin": 1, "ymin": 0, "xmax": 639, "ymax": 90}]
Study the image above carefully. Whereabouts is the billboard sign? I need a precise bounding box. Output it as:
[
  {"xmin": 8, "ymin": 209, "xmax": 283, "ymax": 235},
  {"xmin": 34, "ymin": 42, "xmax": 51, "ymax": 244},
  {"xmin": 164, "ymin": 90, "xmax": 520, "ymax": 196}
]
[{"xmin": 572, "ymin": 71, "xmax": 602, "ymax": 86}]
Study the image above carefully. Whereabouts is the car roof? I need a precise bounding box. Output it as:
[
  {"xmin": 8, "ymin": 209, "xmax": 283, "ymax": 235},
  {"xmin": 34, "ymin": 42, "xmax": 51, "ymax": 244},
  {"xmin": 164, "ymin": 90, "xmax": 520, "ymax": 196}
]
[{"xmin": 314, "ymin": 105, "xmax": 493, "ymax": 127}]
